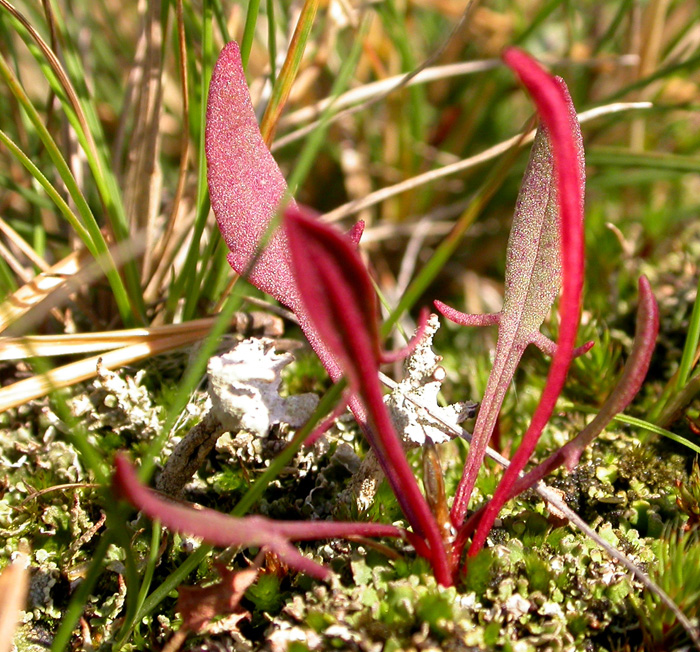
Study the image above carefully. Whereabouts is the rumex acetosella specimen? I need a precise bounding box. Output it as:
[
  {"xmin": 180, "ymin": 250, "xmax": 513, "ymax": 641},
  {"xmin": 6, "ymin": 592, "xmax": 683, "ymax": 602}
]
[{"xmin": 112, "ymin": 42, "xmax": 658, "ymax": 587}]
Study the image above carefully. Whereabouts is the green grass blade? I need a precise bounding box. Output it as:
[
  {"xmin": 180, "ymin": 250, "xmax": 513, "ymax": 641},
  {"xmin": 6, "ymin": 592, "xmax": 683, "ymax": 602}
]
[
  {"xmin": 50, "ymin": 532, "xmax": 114, "ymax": 652},
  {"xmin": 0, "ymin": 255, "xmax": 17, "ymax": 298},
  {"xmin": 114, "ymin": 520, "xmax": 163, "ymax": 650},
  {"xmin": 606, "ymin": 50, "xmax": 700, "ymax": 102},
  {"xmin": 587, "ymin": 147, "xmax": 700, "ymax": 173},
  {"xmin": 0, "ymin": 54, "xmax": 136, "ymax": 325},
  {"xmin": 138, "ymin": 285, "xmax": 242, "ymax": 482},
  {"xmin": 593, "ymin": 0, "xmax": 634, "ymax": 54},
  {"xmin": 130, "ymin": 542, "xmax": 210, "ymax": 632},
  {"xmin": 285, "ymin": 15, "xmax": 369, "ymax": 193},
  {"xmin": 676, "ymin": 276, "xmax": 700, "ymax": 389},
  {"xmin": 613, "ymin": 413, "xmax": 700, "ymax": 455},
  {"xmin": 565, "ymin": 403, "xmax": 700, "ymax": 455},
  {"xmin": 267, "ymin": 0, "xmax": 277, "ymax": 83},
  {"xmin": 515, "ymin": 0, "xmax": 562, "ymax": 45},
  {"xmin": 179, "ymin": 0, "xmax": 213, "ymax": 322},
  {"xmin": 131, "ymin": 379, "xmax": 344, "ymax": 626},
  {"xmin": 0, "ymin": 129, "xmax": 93, "ymax": 247},
  {"xmin": 259, "ymin": 0, "xmax": 320, "ymax": 144},
  {"xmin": 240, "ymin": 0, "xmax": 262, "ymax": 69},
  {"xmin": 0, "ymin": 1, "xmax": 146, "ymax": 322},
  {"xmin": 211, "ymin": 0, "xmax": 231, "ymax": 43}
]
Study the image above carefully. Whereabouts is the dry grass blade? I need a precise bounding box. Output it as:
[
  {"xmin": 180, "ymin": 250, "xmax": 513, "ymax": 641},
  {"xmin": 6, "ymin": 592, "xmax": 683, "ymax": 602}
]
[
  {"xmin": 259, "ymin": 0, "xmax": 320, "ymax": 145},
  {"xmin": 0, "ymin": 250, "xmax": 89, "ymax": 333},
  {"xmin": 0, "ymin": 0, "xmax": 104, "ymax": 188},
  {"xmin": 0, "ymin": 216, "xmax": 52, "ymax": 273},
  {"xmin": 378, "ymin": 372, "xmax": 700, "ymax": 650},
  {"xmin": 143, "ymin": 0, "xmax": 191, "ymax": 304},
  {"xmin": 0, "ymin": 308, "xmax": 285, "ymax": 410},
  {"xmin": 0, "ymin": 312, "xmax": 282, "ymax": 360},
  {"xmin": 1, "ymin": 233, "xmax": 150, "ymax": 337},
  {"xmin": 0, "ymin": 550, "xmax": 29, "ymax": 652},
  {"xmin": 277, "ymin": 60, "xmax": 502, "ymax": 130},
  {"xmin": 322, "ymin": 101, "xmax": 653, "ymax": 224},
  {"xmin": 0, "ymin": 330, "xmax": 196, "ymax": 413},
  {"xmin": 630, "ymin": 0, "xmax": 670, "ymax": 150},
  {"xmin": 272, "ymin": 54, "xmax": 640, "ymax": 152},
  {"xmin": 0, "ymin": 239, "xmax": 31, "ymax": 281},
  {"xmin": 122, "ymin": 0, "xmax": 165, "ymax": 282}
]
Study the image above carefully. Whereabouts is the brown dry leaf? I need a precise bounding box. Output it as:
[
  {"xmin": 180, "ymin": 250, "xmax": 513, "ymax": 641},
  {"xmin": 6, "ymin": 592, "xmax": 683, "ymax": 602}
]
[
  {"xmin": 177, "ymin": 563, "xmax": 259, "ymax": 633},
  {"xmin": 0, "ymin": 552, "xmax": 29, "ymax": 652}
]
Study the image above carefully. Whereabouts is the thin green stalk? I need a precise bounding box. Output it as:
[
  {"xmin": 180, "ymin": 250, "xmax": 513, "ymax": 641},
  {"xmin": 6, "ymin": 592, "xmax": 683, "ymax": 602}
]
[
  {"xmin": 0, "ymin": 129, "xmax": 92, "ymax": 246},
  {"xmin": 198, "ymin": 236, "xmax": 229, "ymax": 303},
  {"xmin": 240, "ymin": 0, "xmax": 262, "ymax": 70},
  {"xmin": 138, "ymin": 284, "xmax": 242, "ymax": 482},
  {"xmin": 377, "ymin": 0, "xmax": 425, "ymax": 149},
  {"xmin": 267, "ymin": 0, "xmax": 277, "ymax": 84},
  {"xmin": 51, "ymin": 532, "xmax": 114, "ymax": 652},
  {"xmin": 233, "ymin": 381, "xmax": 345, "ymax": 516},
  {"xmin": 174, "ymin": 0, "xmax": 213, "ymax": 321},
  {"xmin": 131, "ymin": 380, "xmax": 344, "ymax": 625},
  {"xmin": 0, "ymin": 0, "xmax": 145, "ymax": 325},
  {"xmin": 211, "ymin": 0, "xmax": 231, "ymax": 43},
  {"xmin": 0, "ymin": 55, "xmax": 135, "ymax": 323},
  {"xmin": 5, "ymin": 0, "xmax": 147, "ymax": 320},
  {"xmin": 593, "ymin": 0, "xmax": 634, "ymax": 54},
  {"xmin": 131, "ymin": 543, "xmax": 210, "ymax": 632},
  {"xmin": 135, "ymin": 521, "xmax": 162, "ymax": 615},
  {"xmin": 648, "ymin": 367, "xmax": 682, "ymax": 424},
  {"xmin": 562, "ymin": 402, "xmax": 700, "ymax": 455},
  {"xmin": 606, "ymin": 51, "xmax": 700, "ymax": 102},
  {"xmin": 107, "ymin": 504, "xmax": 142, "ymax": 649},
  {"xmin": 238, "ymin": 12, "xmax": 369, "ymax": 271},
  {"xmin": 285, "ymin": 18, "xmax": 368, "ymax": 192},
  {"xmin": 259, "ymin": 0, "xmax": 320, "ymax": 144},
  {"xmin": 648, "ymin": 257, "xmax": 700, "ymax": 425},
  {"xmin": 615, "ymin": 413, "xmax": 700, "ymax": 455},
  {"xmin": 114, "ymin": 520, "xmax": 163, "ymax": 649},
  {"xmin": 515, "ymin": 0, "xmax": 562, "ymax": 45},
  {"xmin": 189, "ymin": 201, "xmax": 220, "ymax": 312},
  {"xmin": 586, "ymin": 147, "xmax": 700, "ymax": 173},
  {"xmin": 656, "ymin": 371, "xmax": 700, "ymax": 432},
  {"xmin": 676, "ymin": 276, "xmax": 700, "ymax": 390},
  {"xmin": 0, "ymin": 256, "xmax": 17, "ymax": 297}
]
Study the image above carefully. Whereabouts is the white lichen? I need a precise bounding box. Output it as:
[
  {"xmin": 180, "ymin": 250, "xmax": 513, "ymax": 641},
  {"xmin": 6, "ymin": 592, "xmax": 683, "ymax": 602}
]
[
  {"xmin": 208, "ymin": 338, "xmax": 319, "ymax": 437},
  {"xmin": 67, "ymin": 362, "xmax": 161, "ymax": 439},
  {"xmin": 385, "ymin": 314, "xmax": 476, "ymax": 445}
]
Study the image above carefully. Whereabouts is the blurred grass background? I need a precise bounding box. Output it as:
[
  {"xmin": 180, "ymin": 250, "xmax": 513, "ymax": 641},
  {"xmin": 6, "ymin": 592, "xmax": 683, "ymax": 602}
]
[{"xmin": 1, "ymin": 0, "xmax": 700, "ymax": 649}]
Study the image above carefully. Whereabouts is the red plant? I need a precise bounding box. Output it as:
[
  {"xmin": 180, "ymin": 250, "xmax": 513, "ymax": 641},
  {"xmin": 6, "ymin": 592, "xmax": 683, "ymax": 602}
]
[{"xmin": 111, "ymin": 43, "xmax": 658, "ymax": 589}]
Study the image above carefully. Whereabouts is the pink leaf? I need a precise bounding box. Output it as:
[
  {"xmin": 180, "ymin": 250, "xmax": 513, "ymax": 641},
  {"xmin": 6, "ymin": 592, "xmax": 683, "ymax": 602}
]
[
  {"xmin": 511, "ymin": 275, "xmax": 659, "ymax": 491},
  {"xmin": 113, "ymin": 453, "xmax": 404, "ymax": 581},
  {"xmin": 206, "ymin": 41, "xmax": 363, "ymax": 379},
  {"xmin": 206, "ymin": 41, "xmax": 298, "ymax": 309},
  {"xmin": 454, "ymin": 276, "xmax": 658, "ymax": 567},
  {"xmin": 439, "ymin": 65, "xmax": 586, "ymax": 528},
  {"xmin": 468, "ymin": 48, "xmax": 586, "ymax": 556},
  {"xmin": 284, "ymin": 208, "xmax": 453, "ymax": 586}
]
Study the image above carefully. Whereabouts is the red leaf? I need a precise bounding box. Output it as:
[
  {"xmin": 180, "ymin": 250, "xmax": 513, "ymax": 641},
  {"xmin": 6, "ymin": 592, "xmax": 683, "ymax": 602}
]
[{"xmin": 468, "ymin": 48, "xmax": 586, "ymax": 556}]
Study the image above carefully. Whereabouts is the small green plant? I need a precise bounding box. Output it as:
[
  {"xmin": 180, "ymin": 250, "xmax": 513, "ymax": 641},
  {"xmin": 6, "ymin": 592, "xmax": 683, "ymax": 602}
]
[{"xmin": 639, "ymin": 528, "xmax": 700, "ymax": 650}]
